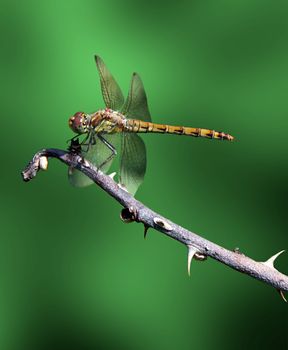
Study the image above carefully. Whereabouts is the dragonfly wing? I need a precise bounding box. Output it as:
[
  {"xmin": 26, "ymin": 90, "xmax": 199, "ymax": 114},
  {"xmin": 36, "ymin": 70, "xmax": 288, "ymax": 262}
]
[
  {"xmin": 121, "ymin": 73, "xmax": 151, "ymax": 122},
  {"xmin": 68, "ymin": 164, "xmax": 94, "ymax": 187},
  {"xmin": 119, "ymin": 133, "xmax": 146, "ymax": 196},
  {"xmin": 68, "ymin": 134, "xmax": 121, "ymax": 187},
  {"xmin": 119, "ymin": 73, "xmax": 151, "ymax": 194},
  {"xmin": 95, "ymin": 55, "xmax": 124, "ymax": 110}
]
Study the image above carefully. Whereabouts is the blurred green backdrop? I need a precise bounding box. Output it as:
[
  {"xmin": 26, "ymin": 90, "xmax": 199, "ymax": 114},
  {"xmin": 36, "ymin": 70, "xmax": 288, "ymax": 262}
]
[{"xmin": 1, "ymin": 0, "xmax": 287, "ymax": 349}]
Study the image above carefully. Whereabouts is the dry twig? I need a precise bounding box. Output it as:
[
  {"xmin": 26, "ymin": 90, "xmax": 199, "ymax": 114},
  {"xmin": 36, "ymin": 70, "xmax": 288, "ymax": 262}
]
[{"xmin": 22, "ymin": 148, "xmax": 288, "ymax": 300}]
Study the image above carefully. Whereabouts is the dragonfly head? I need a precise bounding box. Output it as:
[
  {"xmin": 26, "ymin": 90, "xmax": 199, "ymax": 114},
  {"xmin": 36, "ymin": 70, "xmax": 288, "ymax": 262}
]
[{"xmin": 69, "ymin": 112, "xmax": 90, "ymax": 134}]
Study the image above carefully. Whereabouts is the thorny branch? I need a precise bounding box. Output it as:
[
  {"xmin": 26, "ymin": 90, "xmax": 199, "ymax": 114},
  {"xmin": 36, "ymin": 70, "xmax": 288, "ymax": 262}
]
[{"xmin": 22, "ymin": 148, "xmax": 288, "ymax": 300}]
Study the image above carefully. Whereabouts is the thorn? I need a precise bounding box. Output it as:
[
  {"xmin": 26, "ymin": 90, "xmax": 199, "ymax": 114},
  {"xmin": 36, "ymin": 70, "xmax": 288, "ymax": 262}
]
[
  {"xmin": 278, "ymin": 289, "xmax": 287, "ymax": 303},
  {"xmin": 153, "ymin": 217, "xmax": 172, "ymax": 231},
  {"xmin": 262, "ymin": 250, "xmax": 285, "ymax": 269},
  {"xmin": 39, "ymin": 156, "xmax": 48, "ymax": 170},
  {"xmin": 187, "ymin": 245, "xmax": 198, "ymax": 276},
  {"xmin": 118, "ymin": 183, "xmax": 128, "ymax": 192},
  {"xmin": 82, "ymin": 159, "xmax": 90, "ymax": 167},
  {"xmin": 108, "ymin": 172, "xmax": 116, "ymax": 179},
  {"xmin": 144, "ymin": 224, "xmax": 149, "ymax": 239}
]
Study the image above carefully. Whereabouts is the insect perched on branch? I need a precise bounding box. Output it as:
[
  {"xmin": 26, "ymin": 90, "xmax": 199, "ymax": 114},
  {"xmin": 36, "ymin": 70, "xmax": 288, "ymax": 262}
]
[{"xmin": 68, "ymin": 55, "xmax": 234, "ymax": 195}]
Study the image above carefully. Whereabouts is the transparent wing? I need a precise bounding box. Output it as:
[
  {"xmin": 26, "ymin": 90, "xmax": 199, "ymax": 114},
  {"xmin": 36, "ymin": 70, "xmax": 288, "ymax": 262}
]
[
  {"xmin": 119, "ymin": 133, "xmax": 146, "ymax": 196},
  {"xmin": 68, "ymin": 134, "xmax": 120, "ymax": 187},
  {"xmin": 119, "ymin": 73, "xmax": 151, "ymax": 195},
  {"xmin": 95, "ymin": 55, "xmax": 124, "ymax": 110},
  {"xmin": 121, "ymin": 73, "xmax": 151, "ymax": 122}
]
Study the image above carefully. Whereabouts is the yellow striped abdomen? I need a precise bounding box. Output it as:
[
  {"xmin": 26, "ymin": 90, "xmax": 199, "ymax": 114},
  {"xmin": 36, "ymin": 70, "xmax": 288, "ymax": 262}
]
[{"xmin": 125, "ymin": 119, "xmax": 234, "ymax": 141}]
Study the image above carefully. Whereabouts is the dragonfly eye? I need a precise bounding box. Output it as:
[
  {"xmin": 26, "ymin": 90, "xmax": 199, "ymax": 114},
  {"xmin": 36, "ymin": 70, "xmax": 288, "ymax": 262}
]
[{"xmin": 68, "ymin": 112, "xmax": 89, "ymax": 134}]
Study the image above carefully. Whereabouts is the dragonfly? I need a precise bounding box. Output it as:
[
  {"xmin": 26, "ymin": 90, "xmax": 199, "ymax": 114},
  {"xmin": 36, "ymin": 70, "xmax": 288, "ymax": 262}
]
[{"xmin": 68, "ymin": 55, "xmax": 234, "ymax": 195}]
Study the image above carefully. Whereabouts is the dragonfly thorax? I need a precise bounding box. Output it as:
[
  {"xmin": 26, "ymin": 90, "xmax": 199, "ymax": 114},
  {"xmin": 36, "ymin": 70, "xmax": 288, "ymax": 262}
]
[
  {"xmin": 68, "ymin": 112, "xmax": 91, "ymax": 134},
  {"xmin": 90, "ymin": 109, "xmax": 126, "ymax": 133}
]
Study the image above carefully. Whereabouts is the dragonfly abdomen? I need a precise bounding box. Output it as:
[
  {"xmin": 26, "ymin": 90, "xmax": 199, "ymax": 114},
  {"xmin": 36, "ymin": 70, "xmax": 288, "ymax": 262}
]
[{"xmin": 125, "ymin": 119, "xmax": 234, "ymax": 141}]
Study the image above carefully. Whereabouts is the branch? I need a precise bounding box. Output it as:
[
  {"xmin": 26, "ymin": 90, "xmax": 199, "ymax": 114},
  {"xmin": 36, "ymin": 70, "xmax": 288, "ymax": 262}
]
[{"xmin": 21, "ymin": 148, "xmax": 288, "ymax": 300}]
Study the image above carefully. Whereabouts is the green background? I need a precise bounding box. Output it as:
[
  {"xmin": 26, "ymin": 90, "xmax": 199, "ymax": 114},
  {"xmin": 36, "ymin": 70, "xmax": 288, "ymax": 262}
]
[{"xmin": 1, "ymin": 0, "xmax": 287, "ymax": 349}]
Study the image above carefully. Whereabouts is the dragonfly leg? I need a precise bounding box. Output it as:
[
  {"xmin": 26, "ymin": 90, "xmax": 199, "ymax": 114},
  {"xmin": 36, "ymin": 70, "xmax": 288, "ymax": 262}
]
[
  {"xmin": 79, "ymin": 133, "xmax": 94, "ymax": 152},
  {"xmin": 89, "ymin": 133, "xmax": 97, "ymax": 145},
  {"xmin": 67, "ymin": 133, "xmax": 92, "ymax": 152},
  {"xmin": 97, "ymin": 134, "xmax": 117, "ymax": 171},
  {"xmin": 66, "ymin": 134, "xmax": 81, "ymax": 146}
]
